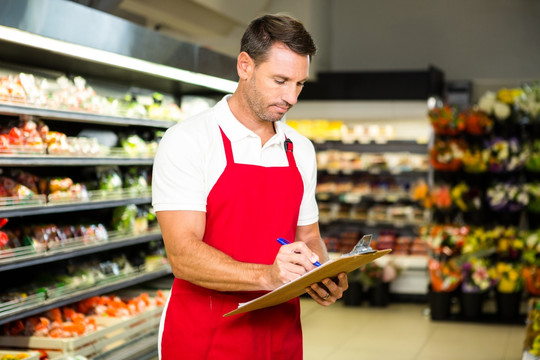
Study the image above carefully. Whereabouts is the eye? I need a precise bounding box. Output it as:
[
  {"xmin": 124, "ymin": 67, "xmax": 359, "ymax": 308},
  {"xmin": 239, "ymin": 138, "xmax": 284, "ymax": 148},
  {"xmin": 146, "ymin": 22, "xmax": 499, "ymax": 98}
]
[{"xmin": 275, "ymin": 79, "xmax": 285, "ymax": 85}]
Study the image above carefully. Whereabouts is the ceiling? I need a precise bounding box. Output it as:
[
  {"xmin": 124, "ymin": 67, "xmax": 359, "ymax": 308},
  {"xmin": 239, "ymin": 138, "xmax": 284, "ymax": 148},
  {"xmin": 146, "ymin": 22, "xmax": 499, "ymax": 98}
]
[{"xmin": 68, "ymin": 0, "xmax": 275, "ymax": 58}]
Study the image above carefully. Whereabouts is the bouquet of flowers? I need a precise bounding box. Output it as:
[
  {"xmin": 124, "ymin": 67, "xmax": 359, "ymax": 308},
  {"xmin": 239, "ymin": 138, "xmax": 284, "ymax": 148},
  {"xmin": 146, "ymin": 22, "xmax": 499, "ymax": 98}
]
[
  {"xmin": 450, "ymin": 182, "xmax": 482, "ymax": 212},
  {"xmin": 462, "ymin": 227, "xmax": 496, "ymax": 254},
  {"xmin": 494, "ymin": 226, "xmax": 524, "ymax": 261},
  {"xmin": 489, "ymin": 261, "xmax": 523, "ymax": 293},
  {"xmin": 430, "ymin": 184, "xmax": 452, "ymax": 210},
  {"xmin": 421, "ymin": 224, "xmax": 468, "ymax": 256},
  {"xmin": 525, "ymin": 140, "xmax": 540, "ymax": 172},
  {"xmin": 486, "ymin": 181, "xmax": 529, "ymax": 212},
  {"xmin": 428, "ymin": 257, "xmax": 462, "ymax": 292},
  {"xmin": 430, "ymin": 138, "xmax": 465, "ymax": 171},
  {"xmin": 463, "ymin": 109, "xmax": 494, "ymax": 135},
  {"xmin": 429, "ymin": 104, "xmax": 465, "ymax": 135},
  {"xmin": 516, "ymin": 82, "xmax": 540, "ymax": 120},
  {"xmin": 461, "ymin": 257, "xmax": 492, "ymax": 293},
  {"xmin": 524, "ymin": 182, "xmax": 540, "ymax": 213},
  {"xmin": 486, "ymin": 137, "xmax": 526, "ymax": 173},
  {"xmin": 523, "ymin": 230, "xmax": 540, "ymax": 295},
  {"xmin": 462, "ymin": 147, "xmax": 489, "ymax": 173},
  {"xmin": 478, "ymin": 89, "xmax": 521, "ymax": 122}
]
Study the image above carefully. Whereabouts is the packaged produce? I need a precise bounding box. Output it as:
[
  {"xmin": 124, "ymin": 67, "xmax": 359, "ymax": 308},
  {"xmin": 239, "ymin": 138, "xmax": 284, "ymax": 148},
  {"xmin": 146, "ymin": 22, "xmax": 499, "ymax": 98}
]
[
  {"xmin": 97, "ymin": 167, "xmax": 123, "ymax": 192},
  {"xmin": 112, "ymin": 204, "xmax": 137, "ymax": 234}
]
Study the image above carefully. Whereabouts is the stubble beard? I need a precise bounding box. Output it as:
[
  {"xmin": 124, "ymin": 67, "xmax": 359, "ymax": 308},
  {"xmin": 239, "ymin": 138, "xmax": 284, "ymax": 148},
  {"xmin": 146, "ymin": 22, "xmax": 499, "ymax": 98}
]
[{"xmin": 245, "ymin": 76, "xmax": 290, "ymax": 123}]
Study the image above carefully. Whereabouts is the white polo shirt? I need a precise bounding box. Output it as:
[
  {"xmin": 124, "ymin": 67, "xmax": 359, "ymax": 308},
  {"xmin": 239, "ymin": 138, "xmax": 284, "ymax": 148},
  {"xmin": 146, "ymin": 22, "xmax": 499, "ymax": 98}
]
[{"xmin": 152, "ymin": 95, "xmax": 319, "ymax": 227}]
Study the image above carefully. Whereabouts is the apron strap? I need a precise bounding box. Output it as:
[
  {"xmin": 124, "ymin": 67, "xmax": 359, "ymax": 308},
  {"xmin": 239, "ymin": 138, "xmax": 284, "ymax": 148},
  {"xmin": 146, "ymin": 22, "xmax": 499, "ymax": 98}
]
[
  {"xmin": 218, "ymin": 126, "xmax": 234, "ymax": 164},
  {"xmin": 284, "ymin": 135, "xmax": 297, "ymax": 168}
]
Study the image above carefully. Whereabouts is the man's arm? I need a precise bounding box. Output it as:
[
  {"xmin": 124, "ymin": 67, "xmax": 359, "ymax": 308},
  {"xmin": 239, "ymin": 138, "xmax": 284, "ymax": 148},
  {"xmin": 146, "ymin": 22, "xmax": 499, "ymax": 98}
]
[
  {"xmin": 157, "ymin": 210, "xmax": 320, "ymax": 292},
  {"xmin": 296, "ymin": 222, "xmax": 348, "ymax": 305}
]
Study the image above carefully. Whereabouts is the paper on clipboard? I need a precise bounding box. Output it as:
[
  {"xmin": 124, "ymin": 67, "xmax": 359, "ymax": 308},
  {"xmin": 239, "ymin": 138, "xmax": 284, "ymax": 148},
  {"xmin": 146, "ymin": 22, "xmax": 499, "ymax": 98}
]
[{"xmin": 224, "ymin": 238, "xmax": 391, "ymax": 317}]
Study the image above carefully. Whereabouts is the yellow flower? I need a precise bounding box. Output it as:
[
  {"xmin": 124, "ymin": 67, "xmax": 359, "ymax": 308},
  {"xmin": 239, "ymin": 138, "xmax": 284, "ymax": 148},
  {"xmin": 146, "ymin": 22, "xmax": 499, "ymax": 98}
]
[{"xmin": 497, "ymin": 88, "xmax": 523, "ymax": 104}]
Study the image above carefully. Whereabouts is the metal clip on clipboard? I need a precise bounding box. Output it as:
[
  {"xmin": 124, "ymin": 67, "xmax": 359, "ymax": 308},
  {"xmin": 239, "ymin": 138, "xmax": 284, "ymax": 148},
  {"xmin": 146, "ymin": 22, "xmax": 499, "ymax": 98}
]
[{"xmin": 341, "ymin": 234, "xmax": 376, "ymax": 257}]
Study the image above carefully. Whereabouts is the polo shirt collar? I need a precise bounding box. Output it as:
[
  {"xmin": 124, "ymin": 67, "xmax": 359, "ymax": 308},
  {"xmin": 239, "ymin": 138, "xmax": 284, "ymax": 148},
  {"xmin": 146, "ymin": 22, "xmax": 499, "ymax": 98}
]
[{"xmin": 216, "ymin": 95, "xmax": 286, "ymax": 147}]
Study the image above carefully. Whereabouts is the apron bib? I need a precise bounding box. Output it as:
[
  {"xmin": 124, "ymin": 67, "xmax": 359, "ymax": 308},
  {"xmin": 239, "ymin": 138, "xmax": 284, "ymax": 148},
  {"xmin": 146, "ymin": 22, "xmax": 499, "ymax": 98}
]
[{"xmin": 160, "ymin": 126, "xmax": 304, "ymax": 359}]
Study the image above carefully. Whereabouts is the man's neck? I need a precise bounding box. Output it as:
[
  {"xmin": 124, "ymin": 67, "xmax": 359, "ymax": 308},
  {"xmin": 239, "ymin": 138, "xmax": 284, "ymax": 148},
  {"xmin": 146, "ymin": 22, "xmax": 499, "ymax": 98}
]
[{"xmin": 227, "ymin": 93, "xmax": 277, "ymax": 146}]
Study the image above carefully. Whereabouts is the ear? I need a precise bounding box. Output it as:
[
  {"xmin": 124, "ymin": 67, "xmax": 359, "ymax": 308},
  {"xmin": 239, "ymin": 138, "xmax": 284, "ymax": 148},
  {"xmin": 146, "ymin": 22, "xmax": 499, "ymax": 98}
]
[{"xmin": 237, "ymin": 51, "xmax": 254, "ymax": 80}]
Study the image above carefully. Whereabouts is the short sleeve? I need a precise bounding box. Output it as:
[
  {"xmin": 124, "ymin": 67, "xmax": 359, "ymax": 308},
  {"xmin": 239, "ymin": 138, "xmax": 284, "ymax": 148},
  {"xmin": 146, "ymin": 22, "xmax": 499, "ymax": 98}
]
[{"xmin": 152, "ymin": 123, "xmax": 207, "ymax": 212}]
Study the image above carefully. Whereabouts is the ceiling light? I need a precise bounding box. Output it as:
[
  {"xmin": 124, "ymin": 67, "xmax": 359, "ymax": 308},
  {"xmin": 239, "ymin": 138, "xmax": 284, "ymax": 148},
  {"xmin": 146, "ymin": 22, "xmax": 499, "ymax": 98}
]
[{"xmin": 0, "ymin": 25, "xmax": 238, "ymax": 93}]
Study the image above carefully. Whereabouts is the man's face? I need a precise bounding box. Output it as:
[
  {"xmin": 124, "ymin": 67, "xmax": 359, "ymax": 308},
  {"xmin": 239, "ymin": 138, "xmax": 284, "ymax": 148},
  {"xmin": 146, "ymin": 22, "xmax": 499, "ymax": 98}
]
[{"xmin": 244, "ymin": 43, "xmax": 310, "ymax": 123}]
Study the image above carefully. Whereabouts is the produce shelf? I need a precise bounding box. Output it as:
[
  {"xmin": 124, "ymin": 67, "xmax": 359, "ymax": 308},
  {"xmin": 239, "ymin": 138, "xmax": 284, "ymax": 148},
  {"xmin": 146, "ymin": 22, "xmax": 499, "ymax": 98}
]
[
  {"xmin": 0, "ymin": 305, "xmax": 163, "ymax": 359},
  {"xmin": 0, "ymin": 230, "xmax": 163, "ymax": 272},
  {"xmin": 0, "ymin": 192, "xmax": 152, "ymax": 217},
  {"xmin": 0, "ymin": 154, "xmax": 154, "ymax": 166},
  {"xmin": 0, "ymin": 102, "xmax": 176, "ymax": 129},
  {"xmin": 0, "ymin": 266, "xmax": 172, "ymax": 326}
]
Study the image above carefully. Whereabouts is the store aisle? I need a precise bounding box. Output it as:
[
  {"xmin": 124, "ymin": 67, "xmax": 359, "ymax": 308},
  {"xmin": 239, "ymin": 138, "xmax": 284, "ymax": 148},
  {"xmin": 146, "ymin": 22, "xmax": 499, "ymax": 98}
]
[{"xmin": 301, "ymin": 299, "xmax": 526, "ymax": 360}]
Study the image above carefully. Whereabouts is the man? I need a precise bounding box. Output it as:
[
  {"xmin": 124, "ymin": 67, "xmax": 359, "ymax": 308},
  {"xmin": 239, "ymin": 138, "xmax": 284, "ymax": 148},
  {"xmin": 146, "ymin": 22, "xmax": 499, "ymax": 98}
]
[{"xmin": 152, "ymin": 14, "xmax": 348, "ymax": 359}]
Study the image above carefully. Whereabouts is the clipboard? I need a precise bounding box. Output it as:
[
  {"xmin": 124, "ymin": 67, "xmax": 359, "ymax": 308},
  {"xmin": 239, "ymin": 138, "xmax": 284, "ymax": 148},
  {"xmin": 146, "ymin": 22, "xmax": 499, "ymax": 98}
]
[{"xmin": 224, "ymin": 235, "xmax": 391, "ymax": 317}]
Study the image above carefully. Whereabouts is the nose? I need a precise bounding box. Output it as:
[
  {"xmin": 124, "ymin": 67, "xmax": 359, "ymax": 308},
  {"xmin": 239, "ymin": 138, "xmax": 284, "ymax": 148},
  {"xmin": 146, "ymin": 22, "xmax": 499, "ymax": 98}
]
[{"xmin": 281, "ymin": 83, "xmax": 300, "ymax": 107}]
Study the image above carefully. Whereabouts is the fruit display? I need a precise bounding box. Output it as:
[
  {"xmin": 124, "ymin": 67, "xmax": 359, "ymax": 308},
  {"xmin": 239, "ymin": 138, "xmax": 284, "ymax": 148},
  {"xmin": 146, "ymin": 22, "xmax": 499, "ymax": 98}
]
[
  {"xmin": 0, "ymin": 351, "xmax": 37, "ymax": 360},
  {"xmin": 0, "ymin": 73, "xmax": 184, "ymax": 122},
  {"xmin": 2, "ymin": 290, "xmax": 166, "ymax": 339},
  {"xmin": 0, "ymin": 118, "xmax": 101, "ymax": 156},
  {"xmin": 0, "ymin": 245, "xmax": 168, "ymax": 315}
]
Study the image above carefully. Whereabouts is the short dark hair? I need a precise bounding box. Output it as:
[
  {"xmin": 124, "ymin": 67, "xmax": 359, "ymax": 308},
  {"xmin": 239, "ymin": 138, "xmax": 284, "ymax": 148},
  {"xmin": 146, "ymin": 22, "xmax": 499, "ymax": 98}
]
[{"xmin": 240, "ymin": 14, "xmax": 317, "ymax": 64}]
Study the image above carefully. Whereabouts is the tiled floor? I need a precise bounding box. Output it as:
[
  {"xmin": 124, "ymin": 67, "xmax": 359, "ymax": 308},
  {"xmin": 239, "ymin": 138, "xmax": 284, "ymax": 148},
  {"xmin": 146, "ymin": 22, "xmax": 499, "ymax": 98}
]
[{"xmin": 301, "ymin": 298, "xmax": 527, "ymax": 360}]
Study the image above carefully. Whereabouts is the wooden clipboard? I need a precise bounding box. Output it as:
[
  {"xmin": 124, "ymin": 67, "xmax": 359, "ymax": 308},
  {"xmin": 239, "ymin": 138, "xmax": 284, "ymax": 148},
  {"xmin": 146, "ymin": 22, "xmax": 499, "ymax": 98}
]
[{"xmin": 224, "ymin": 248, "xmax": 391, "ymax": 317}]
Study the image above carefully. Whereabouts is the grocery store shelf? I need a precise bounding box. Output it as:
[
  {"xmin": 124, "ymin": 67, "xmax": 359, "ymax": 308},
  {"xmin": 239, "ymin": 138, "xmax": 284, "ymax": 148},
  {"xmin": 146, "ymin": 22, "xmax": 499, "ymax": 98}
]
[
  {"xmin": 320, "ymin": 218, "xmax": 426, "ymax": 230},
  {"xmin": 318, "ymin": 168, "xmax": 428, "ymax": 177},
  {"xmin": 374, "ymin": 254, "xmax": 428, "ymax": 270},
  {"xmin": 0, "ymin": 195, "xmax": 152, "ymax": 217},
  {"xmin": 94, "ymin": 332, "xmax": 158, "ymax": 360},
  {"xmin": 0, "ymin": 103, "xmax": 177, "ymax": 128},
  {"xmin": 0, "ymin": 266, "xmax": 172, "ymax": 326},
  {"xmin": 314, "ymin": 140, "xmax": 428, "ymax": 154},
  {"xmin": 0, "ymin": 231, "xmax": 163, "ymax": 272},
  {"xmin": 317, "ymin": 192, "xmax": 419, "ymax": 204},
  {"xmin": 0, "ymin": 154, "xmax": 154, "ymax": 166}
]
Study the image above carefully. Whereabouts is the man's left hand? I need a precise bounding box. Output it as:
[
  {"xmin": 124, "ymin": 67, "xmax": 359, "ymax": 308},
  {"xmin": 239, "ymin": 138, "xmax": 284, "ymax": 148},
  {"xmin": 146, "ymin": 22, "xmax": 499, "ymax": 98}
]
[{"xmin": 305, "ymin": 272, "xmax": 348, "ymax": 305}]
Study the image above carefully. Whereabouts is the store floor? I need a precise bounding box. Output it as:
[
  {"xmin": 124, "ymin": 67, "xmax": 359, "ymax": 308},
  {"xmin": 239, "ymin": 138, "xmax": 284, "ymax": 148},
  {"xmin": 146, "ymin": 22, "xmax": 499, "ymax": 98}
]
[{"xmin": 301, "ymin": 298, "xmax": 526, "ymax": 360}]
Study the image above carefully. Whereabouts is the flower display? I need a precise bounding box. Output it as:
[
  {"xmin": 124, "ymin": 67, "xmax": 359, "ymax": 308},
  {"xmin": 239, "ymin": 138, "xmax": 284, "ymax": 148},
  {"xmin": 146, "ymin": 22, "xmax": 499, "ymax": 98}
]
[
  {"xmin": 430, "ymin": 184, "xmax": 452, "ymax": 210},
  {"xmin": 494, "ymin": 226, "xmax": 524, "ymax": 261},
  {"xmin": 486, "ymin": 137, "xmax": 526, "ymax": 173},
  {"xmin": 428, "ymin": 257, "xmax": 462, "ymax": 292},
  {"xmin": 486, "ymin": 182, "xmax": 529, "ymax": 212},
  {"xmin": 421, "ymin": 224, "xmax": 468, "ymax": 256},
  {"xmin": 462, "ymin": 227, "xmax": 496, "ymax": 254},
  {"xmin": 462, "ymin": 147, "xmax": 489, "ymax": 173},
  {"xmin": 525, "ymin": 140, "xmax": 540, "ymax": 172},
  {"xmin": 450, "ymin": 182, "xmax": 482, "ymax": 212},
  {"xmin": 462, "ymin": 109, "xmax": 493, "ymax": 135},
  {"xmin": 516, "ymin": 82, "xmax": 540, "ymax": 119},
  {"xmin": 478, "ymin": 89, "xmax": 521, "ymax": 121},
  {"xmin": 428, "ymin": 104, "xmax": 465, "ymax": 135},
  {"xmin": 430, "ymin": 138, "xmax": 465, "ymax": 171},
  {"xmin": 524, "ymin": 182, "xmax": 540, "ymax": 213},
  {"xmin": 489, "ymin": 262, "xmax": 523, "ymax": 293},
  {"xmin": 461, "ymin": 257, "xmax": 492, "ymax": 293},
  {"xmin": 522, "ymin": 231, "xmax": 540, "ymax": 295}
]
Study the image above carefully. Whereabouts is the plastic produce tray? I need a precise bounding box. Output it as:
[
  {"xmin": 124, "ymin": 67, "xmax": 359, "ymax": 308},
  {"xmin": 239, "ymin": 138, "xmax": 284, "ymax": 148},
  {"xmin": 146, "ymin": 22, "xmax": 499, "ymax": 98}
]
[
  {"xmin": 0, "ymin": 350, "xmax": 40, "ymax": 360},
  {"xmin": 0, "ymin": 306, "xmax": 163, "ymax": 358}
]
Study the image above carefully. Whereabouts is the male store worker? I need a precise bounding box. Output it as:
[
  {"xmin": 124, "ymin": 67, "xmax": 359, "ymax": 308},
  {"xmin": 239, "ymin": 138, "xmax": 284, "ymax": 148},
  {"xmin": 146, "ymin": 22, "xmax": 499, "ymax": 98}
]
[{"xmin": 152, "ymin": 13, "xmax": 348, "ymax": 359}]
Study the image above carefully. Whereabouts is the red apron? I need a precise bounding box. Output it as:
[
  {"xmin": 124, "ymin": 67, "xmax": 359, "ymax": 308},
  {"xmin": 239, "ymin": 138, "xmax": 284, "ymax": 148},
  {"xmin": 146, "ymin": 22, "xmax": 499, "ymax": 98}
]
[{"xmin": 160, "ymin": 126, "xmax": 304, "ymax": 359}]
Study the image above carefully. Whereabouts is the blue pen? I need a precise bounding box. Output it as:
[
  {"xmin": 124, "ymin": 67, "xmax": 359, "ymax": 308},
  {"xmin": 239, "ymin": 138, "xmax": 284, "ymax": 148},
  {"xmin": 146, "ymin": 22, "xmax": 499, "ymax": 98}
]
[{"xmin": 277, "ymin": 237, "xmax": 321, "ymax": 267}]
